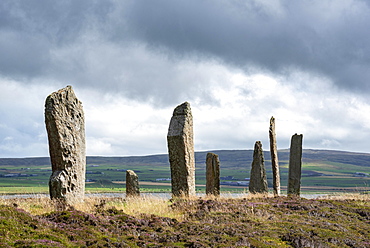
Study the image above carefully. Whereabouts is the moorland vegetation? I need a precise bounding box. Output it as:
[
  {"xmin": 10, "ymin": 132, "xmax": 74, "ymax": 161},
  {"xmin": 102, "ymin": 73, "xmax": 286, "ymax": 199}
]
[
  {"xmin": 0, "ymin": 193, "xmax": 369, "ymax": 247},
  {"xmin": 1, "ymin": 149, "xmax": 369, "ymax": 246}
]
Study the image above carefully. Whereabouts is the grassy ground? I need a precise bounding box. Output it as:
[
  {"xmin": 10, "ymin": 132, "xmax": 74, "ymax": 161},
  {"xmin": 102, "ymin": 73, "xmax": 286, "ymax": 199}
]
[{"xmin": 0, "ymin": 193, "xmax": 369, "ymax": 247}]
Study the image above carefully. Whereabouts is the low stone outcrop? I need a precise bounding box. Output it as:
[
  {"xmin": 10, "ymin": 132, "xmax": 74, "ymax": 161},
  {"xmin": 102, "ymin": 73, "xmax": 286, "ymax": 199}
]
[{"xmin": 126, "ymin": 170, "xmax": 140, "ymax": 197}]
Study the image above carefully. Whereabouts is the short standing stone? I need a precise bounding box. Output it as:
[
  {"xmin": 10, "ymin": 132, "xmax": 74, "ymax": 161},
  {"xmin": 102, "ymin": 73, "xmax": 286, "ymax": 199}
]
[
  {"xmin": 167, "ymin": 102, "xmax": 195, "ymax": 197},
  {"xmin": 206, "ymin": 152, "xmax": 220, "ymax": 196},
  {"xmin": 126, "ymin": 170, "xmax": 140, "ymax": 197},
  {"xmin": 288, "ymin": 133, "xmax": 303, "ymax": 196},
  {"xmin": 249, "ymin": 141, "xmax": 268, "ymax": 194},
  {"xmin": 269, "ymin": 116, "xmax": 280, "ymax": 196},
  {"xmin": 45, "ymin": 86, "xmax": 85, "ymax": 204}
]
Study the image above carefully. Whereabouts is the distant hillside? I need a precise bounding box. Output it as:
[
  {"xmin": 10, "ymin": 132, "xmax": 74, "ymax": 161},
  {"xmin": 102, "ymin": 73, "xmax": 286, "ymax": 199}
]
[
  {"xmin": 1, "ymin": 149, "xmax": 369, "ymax": 168},
  {"xmin": 0, "ymin": 149, "xmax": 369, "ymax": 193},
  {"xmin": 0, "ymin": 149, "xmax": 370, "ymax": 167}
]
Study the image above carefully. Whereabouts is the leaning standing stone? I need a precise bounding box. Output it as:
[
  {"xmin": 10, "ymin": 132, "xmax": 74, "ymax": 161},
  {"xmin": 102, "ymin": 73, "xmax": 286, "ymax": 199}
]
[
  {"xmin": 269, "ymin": 116, "xmax": 280, "ymax": 196},
  {"xmin": 206, "ymin": 152, "xmax": 220, "ymax": 196},
  {"xmin": 167, "ymin": 102, "xmax": 195, "ymax": 197},
  {"xmin": 45, "ymin": 86, "xmax": 85, "ymax": 204},
  {"xmin": 126, "ymin": 170, "xmax": 140, "ymax": 197},
  {"xmin": 288, "ymin": 133, "xmax": 303, "ymax": 196},
  {"xmin": 249, "ymin": 141, "xmax": 268, "ymax": 194}
]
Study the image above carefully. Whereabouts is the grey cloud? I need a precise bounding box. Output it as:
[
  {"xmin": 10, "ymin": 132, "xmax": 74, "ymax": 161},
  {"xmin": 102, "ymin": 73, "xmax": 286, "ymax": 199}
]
[
  {"xmin": 123, "ymin": 0, "xmax": 370, "ymax": 92},
  {"xmin": 0, "ymin": 110, "xmax": 47, "ymax": 157},
  {"xmin": 0, "ymin": 0, "xmax": 219, "ymax": 106},
  {"xmin": 0, "ymin": 0, "xmax": 113, "ymax": 44},
  {"xmin": 0, "ymin": 0, "xmax": 111, "ymax": 79},
  {"xmin": 0, "ymin": 30, "xmax": 50, "ymax": 78},
  {"xmin": 1, "ymin": 0, "xmax": 370, "ymax": 105}
]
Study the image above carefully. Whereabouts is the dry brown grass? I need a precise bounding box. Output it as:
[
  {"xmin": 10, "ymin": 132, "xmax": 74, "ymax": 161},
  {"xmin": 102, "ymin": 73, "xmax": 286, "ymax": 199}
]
[
  {"xmin": 0, "ymin": 194, "xmax": 54, "ymax": 215},
  {"xmin": 113, "ymin": 194, "xmax": 184, "ymax": 220},
  {"xmin": 0, "ymin": 192, "xmax": 368, "ymax": 217},
  {"xmin": 318, "ymin": 192, "xmax": 370, "ymax": 201},
  {"xmin": 0, "ymin": 194, "xmax": 184, "ymax": 220}
]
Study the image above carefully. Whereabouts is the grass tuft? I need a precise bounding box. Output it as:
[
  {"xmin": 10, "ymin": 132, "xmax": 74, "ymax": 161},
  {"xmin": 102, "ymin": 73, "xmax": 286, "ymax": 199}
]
[
  {"xmin": 110, "ymin": 194, "xmax": 185, "ymax": 220},
  {"xmin": 318, "ymin": 192, "xmax": 370, "ymax": 201}
]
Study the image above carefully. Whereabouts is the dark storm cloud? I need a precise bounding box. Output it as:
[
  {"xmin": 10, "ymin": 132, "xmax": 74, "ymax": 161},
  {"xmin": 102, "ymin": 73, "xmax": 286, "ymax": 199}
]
[
  {"xmin": 0, "ymin": 0, "xmax": 113, "ymax": 79},
  {"xmin": 124, "ymin": 0, "xmax": 370, "ymax": 91},
  {"xmin": 0, "ymin": 31, "xmax": 48, "ymax": 78},
  {"xmin": 0, "ymin": 0, "xmax": 113, "ymax": 42},
  {"xmin": 1, "ymin": 0, "xmax": 370, "ymax": 101}
]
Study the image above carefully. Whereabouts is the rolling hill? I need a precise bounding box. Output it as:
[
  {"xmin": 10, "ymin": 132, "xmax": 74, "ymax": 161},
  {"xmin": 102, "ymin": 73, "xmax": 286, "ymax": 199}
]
[{"xmin": 0, "ymin": 149, "xmax": 369, "ymax": 194}]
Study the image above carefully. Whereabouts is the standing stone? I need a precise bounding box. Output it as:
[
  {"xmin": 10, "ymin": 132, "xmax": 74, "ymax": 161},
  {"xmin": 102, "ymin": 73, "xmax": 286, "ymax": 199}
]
[
  {"xmin": 269, "ymin": 116, "xmax": 281, "ymax": 197},
  {"xmin": 249, "ymin": 141, "xmax": 268, "ymax": 194},
  {"xmin": 206, "ymin": 152, "xmax": 220, "ymax": 196},
  {"xmin": 45, "ymin": 86, "xmax": 85, "ymax": 204},
  {"xmin": 167, "ymin": 102, "xmax": 195, "ymax": 197},
  {"xmin": 126, "ymin": 170, "xmax": 140, "ymax": 197},
  {"xmin": 288, "ymin": 133, "xmax": 303, "ymax": 196}
]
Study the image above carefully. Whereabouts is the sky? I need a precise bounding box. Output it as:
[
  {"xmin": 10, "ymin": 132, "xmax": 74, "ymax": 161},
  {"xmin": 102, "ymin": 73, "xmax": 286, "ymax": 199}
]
[{"xmin": 1, "ymin": 0, "xmax": 370, "ymax": 158}]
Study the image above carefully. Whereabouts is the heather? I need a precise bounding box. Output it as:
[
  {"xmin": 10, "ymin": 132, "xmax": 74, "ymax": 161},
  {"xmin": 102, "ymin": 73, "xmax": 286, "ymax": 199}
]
[{"xmin": 0, "ymin": 194, "xmax": 369, "ymax": 247}]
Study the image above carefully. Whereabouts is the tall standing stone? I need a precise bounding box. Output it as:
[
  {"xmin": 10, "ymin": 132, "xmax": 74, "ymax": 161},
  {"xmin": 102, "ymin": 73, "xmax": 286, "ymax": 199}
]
[
  {"xmin": 45, "ymin": 86, "xmax": 85, "ymax": 204},
  {"xmin": 167, "ymin": 102, "xmax": 195, "ymax": 197},
  {"xmin": 249, "ymin": 141, "xmax": 268, "ymax": 194},
  {"xmin": 126, "ymin": 170, "xmax": 140, "ymax": 197},
  {"xmin": 269, "ymin": 116, "xmax": 281, "ymax": 196},
  {"xmin": 288, "ymin": 133, "xmax": 303, "ymax": 196},
  {"xmin": 206, "ymin": 152, "xmax": 220, "ymax": 196}
]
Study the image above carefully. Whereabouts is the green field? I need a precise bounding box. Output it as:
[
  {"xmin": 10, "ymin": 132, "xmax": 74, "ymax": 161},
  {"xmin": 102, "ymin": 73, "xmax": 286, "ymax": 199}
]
[{"xmin": 0, "ymin": 149, "xmax": 369, "ymax": 194}]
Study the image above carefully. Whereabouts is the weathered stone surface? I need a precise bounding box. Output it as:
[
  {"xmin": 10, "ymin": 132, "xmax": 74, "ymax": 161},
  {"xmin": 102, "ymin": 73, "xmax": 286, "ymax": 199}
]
[
  {"xmin": 126, "ymin": 170, "xmax": 140, "ymax": 197},
  {"xmin": 45, "ymin": 86, "xmax": 85, "ymax": 204},
  {"xmin": 167, "ymin": 102, "xmax": 195, "ymax": 197},
  {"xmin": 206, "ymin": 152, "xmax": 220, "ymax": 196},
  {"xmin": 269, "ymin": 116, "xmax": 280, "ymax": 196},
  {"xmin": 288, "ymin": 133, "xmax": 303, "ymax": 196},
  {"xmin": 249, "ymin": 141, "xmax": 268, "ymax": 194}
]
